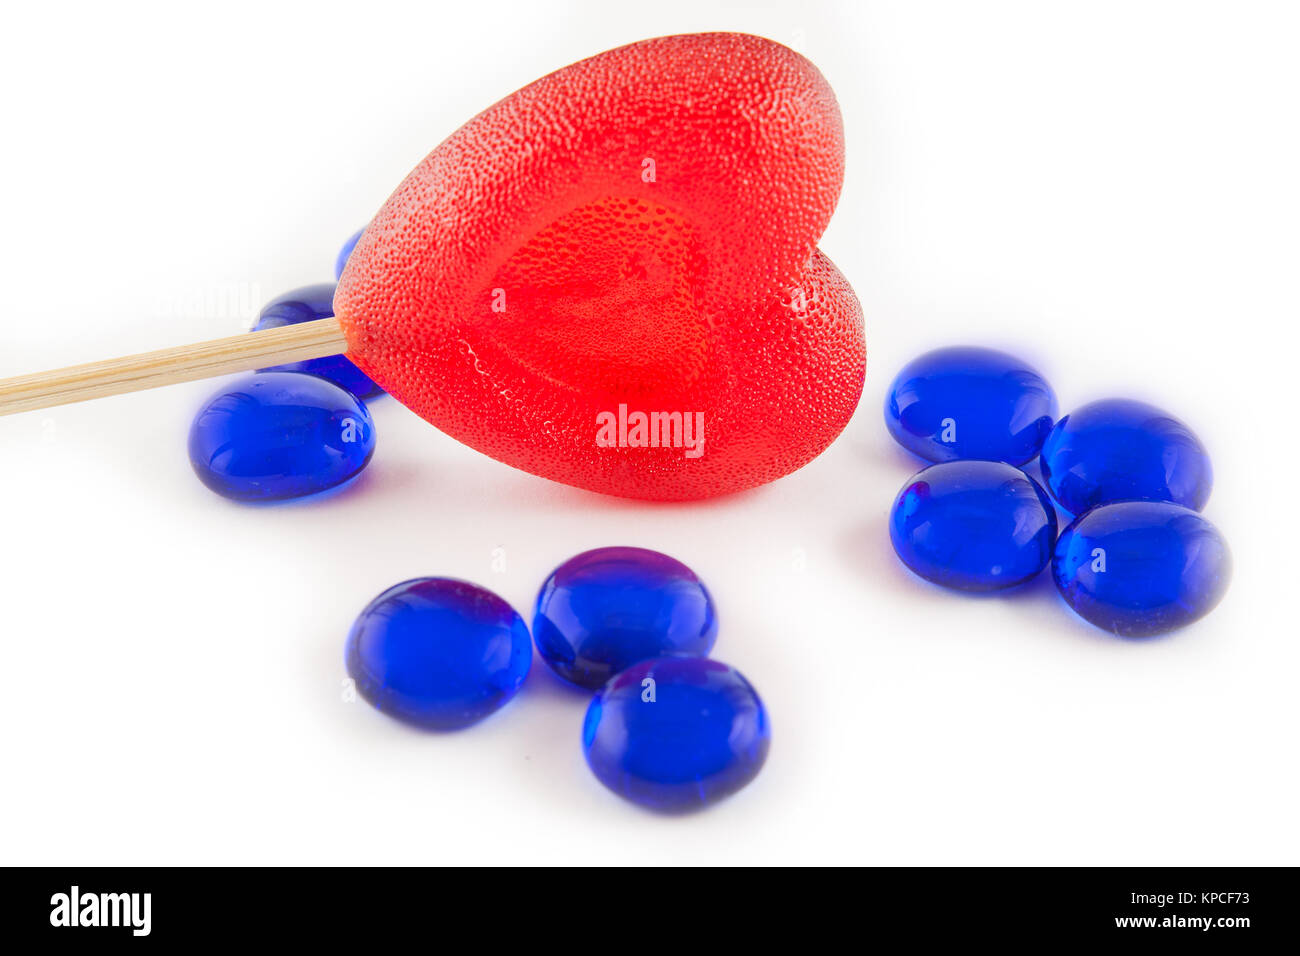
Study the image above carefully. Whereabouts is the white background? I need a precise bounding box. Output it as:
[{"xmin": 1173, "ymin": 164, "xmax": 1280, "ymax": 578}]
[{"xmin": 1, "ymin": 1, "xmax": 1296, "ymax": 866}]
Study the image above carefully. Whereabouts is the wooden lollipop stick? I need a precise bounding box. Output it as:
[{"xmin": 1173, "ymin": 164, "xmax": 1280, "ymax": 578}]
[{"xmin": 0, "ymin": 317, "xmax": 349, "ymax": 417}]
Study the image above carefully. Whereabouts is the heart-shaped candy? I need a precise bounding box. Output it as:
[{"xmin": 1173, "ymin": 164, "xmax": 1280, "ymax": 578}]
[{"xmin": 336, "ymin": 32, "xmax": 865, "ymax": 500}]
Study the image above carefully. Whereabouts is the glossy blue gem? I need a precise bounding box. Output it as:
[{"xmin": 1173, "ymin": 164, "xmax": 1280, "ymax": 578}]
[
  {"xmin": 533, "ymin": 547, "xmax": 718, "ymax": 689},
  {"xmin": 885, "ymin": 346, "xmax": 1058, "ymax": 465},
  {"xmin": 252, "ymin": 283, "xmax": 383, "ymax": 399},
  {"xmin": 1040, "ymin": 398, "xmax": 1212, "ymax": 515},
  {"xmin": 1053, "ymin": 501, "xmax": 1231, "ymax": 637},
  {"xmin": 345, "ymin": 578, "xmax": 532, "ymax": 729},
  {"xmin": 890, "ymin": 459, "xmax": 1058, "ymax": 591},
  {"xmin": 583, "ymin": 656, "xmax": 770, "ymax": 812},
  {"xmin": 188, "ymin": 372, "xmax": 375, "ymax": 501},
  {"xmin": 335, "ymin": 229, "xmax": 363, "ymax": 279}
]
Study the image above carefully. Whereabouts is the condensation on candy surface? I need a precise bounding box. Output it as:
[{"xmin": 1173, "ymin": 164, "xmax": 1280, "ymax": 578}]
[
  {"xmin": 1040, "ymin": 398, "xmax": 1212, "ymax": 515},
  {"xmin": 583, "ymin": 656, "xmax": 770, "ymax": 812},
  {"xmin": 533, "ymin": 547, "xmax": 717, "ymax": 689},
  {"xmin": 334, "ymin": 33, "xmax": 865, "ymax": 501},
  {"xmin": 345, "ymin": 578, "xmax": 532, "ymax": 729},
  {"xmin": 253, "ymin": 284, "xmax": 383, "ymax": 399},
  {"xmin": 1052, "ymin": 501, "xmax": 1231, "ymax": 637},
  {"xmin": 188, "ymin": 372, "xmax": 375, "ymax": 501},
  {"xmin": 890, "ymin": 460, "xmax": 1058, "ymax": 591},
  {"xmin": 884, "ymin": 346, "xmax": 1057, "ymax": 465}
]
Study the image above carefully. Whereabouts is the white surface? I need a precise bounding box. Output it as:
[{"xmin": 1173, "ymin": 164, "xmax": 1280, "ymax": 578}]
[{"xmin": 1, "ymin": 0, "xmax": 1296, "ymax": 866}]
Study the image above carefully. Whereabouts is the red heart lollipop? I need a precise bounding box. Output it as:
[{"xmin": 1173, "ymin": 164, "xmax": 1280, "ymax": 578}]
[
  {"xmin": 0, "ymin": 33, "xmax": 864, "ymax": 502},
  {"xmin": 337, "ymin": 32, "xmax": 864, "ymax": 500}
]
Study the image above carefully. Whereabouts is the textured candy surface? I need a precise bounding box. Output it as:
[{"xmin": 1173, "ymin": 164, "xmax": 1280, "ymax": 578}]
[
  {"xmin": 336, "ymin": 33, "xmax": 864, "ymax": 500},
  {"xmin": 890, "ymin": 460, "xmax": 1058, "ymax": 591},
  {"xmin": 253, "ymin": 284, "xmax": 383, "ymax": 399},
  {"xmin": 583, "ymin": 656, "xmax": 770, "ymax": 811},
  {"xmin": 1040, "ymin": 398, "xmax": 1212, "ymax": 515},
  {"xmin": 885, "ymin": 346, "xmax": 1057, "ymax": 465},
  {"xmin": 533, "ymin": 547, "xmax": 717, "ymax": 689},
  {"xmin": 345, "ymin": 577, "xmax": 532, "ymax": 729},
  {"xmin": 188, "ymin": 372, "xmax": 374, "ymax": 501},
  {"xmin": 1052, "ymin": 502, "xmax": 1231, "ymax": 636}
]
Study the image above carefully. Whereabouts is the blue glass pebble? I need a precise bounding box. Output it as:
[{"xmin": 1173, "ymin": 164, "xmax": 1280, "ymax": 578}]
[
  {"xmin": 252, "ymin": 283, "xmax": 383, "ymax": 399},
  {"xmin": 345, "ymin": 578, "xmax": 532, "ymax": 730},
  {"xmin": 335, "ymin": 229, "xmax": 363, "ymax": 280},
  {"xmin": 188, "ymin": 372, "xmax": 375, "ymax": 501},
  {"xmin": 1040, "ymin": 398, "xmax": 1212, "ymax": 515},
  {"xmin": 885, "ymin": 346, "xmax": 1058, "ymax": 465},
  {"xmin": 1053, "ymin": 501, "xmax": 1231, "ymax": 637},
  {"xmin": 890, "ymin": 459, "xmax": 1058, "ymax": 591},
  {"xmin": 583, "ymin": 656, "xmax": 770, "ymax": 812},
  {"xmin": 533, "ymin": 547, "xmax": 718, "ymax": 689}
]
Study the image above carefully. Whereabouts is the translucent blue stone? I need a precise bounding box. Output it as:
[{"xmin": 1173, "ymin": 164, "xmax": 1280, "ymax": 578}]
[
  {"xmin": 582, "ymin": 656, "xmax": 770, "ymax": 812},
  {"xmin": 188, "ymin": 372, "xmax": 375, "ymax": 501},
  {"xmin": 345, "ymin": 578, "xmax": 532, "ymax": 729},
  {"xmin": 1040, "ymin": 398, "xmax": 1212, "ymax": 515},
  {"xmin": 252, "ymin": 283, "xmax": 383, "ymax": 399},
  {"xmin": 890, "ymin": 460, "xmax": 1058, "ymax": 591},
  {"xmin": 1053, "ymin": 501, "xmax": 1231, "ymax": 637},
  {"xmin": 335, "ymin": 229, "xmax": 363, "ymax": 279},
  {"xmin": 884, "ymin": 346, "xmax": 1058, "ymax": 465},
  {"xmin": 533, "ymin": 547, "xmax": 718, "ymax": 689}
]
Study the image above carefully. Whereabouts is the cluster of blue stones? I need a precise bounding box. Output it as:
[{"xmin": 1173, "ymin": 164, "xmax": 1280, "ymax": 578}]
[
  {"xmin": 885, "ymin": 346, "xmax": 1231, "ymax": 636},
  {"xmin": 188, "ymin": 231, "xmax": 382, "ymax": 501},
  {"xmin": 345, "ymin": 548, "xmax": 770, "ymax": 812},
  {"xmin": 186, "ymin": 236, "xmax": 1229, "ymax": 806}
]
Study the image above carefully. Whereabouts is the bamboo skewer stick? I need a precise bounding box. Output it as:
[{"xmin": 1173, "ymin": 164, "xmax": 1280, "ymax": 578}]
[{"xmin": 0, "ymin": 317, "xmax": 349, "ymax": 417}]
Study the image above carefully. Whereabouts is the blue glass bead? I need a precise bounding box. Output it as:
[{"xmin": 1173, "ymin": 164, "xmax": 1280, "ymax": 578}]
[
  {"xmin": 252, "ymin": 283, "xmax": 383, "ymax": 399},
  {"xmin": 345, "ymin": 578, "xmax": 532, "ymax": 730},
  {"xmin": 890, "ymin": 459, "xmax": 1058, "ymax": 591},
  {"xmin": 335, "ymin": 229, "xmax": 363, "ymax": 280},
  {"xmin": 884, "ymin": 346, "xmax": 1058, "ymax": 465},
  {"xmin": 1040, "ymin": 398, "xmax": 1212, "ymax": 515},
  {"xmin": 188, "ymin": 372, "xmax": 375, "ymax": 501},
  {"xmin": 582, "ymin": 656, "xmax": 770, "ymax": 812},
  {"xmin": 1053, "ymin": 501, "xmax": 1231, "ymax": 637},
  {"xmin": 533, "ymin": 547, "xmax": 718, "ymax": 689}
]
